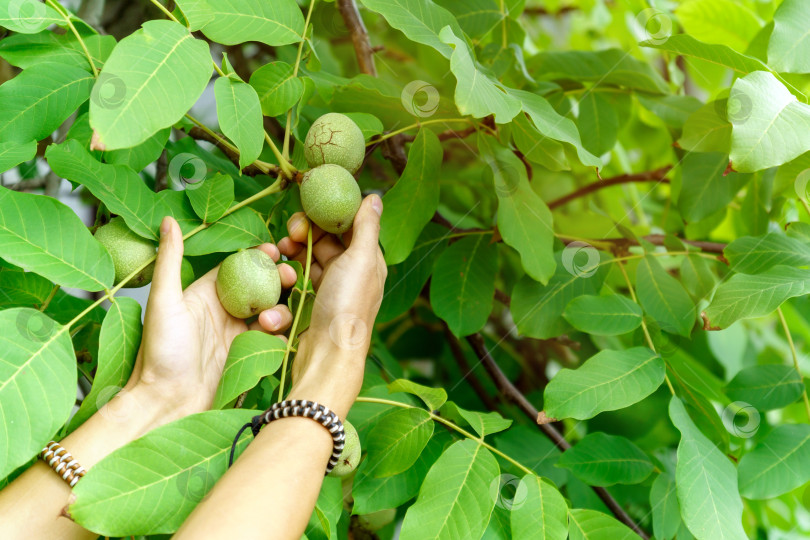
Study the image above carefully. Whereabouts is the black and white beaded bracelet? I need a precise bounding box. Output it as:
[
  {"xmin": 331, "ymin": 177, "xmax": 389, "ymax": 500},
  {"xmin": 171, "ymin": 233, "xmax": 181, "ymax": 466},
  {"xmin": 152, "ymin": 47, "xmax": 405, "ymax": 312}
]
[{"xmin": 229, "ymin": 399, "xmax": 346, "ymax": 476}]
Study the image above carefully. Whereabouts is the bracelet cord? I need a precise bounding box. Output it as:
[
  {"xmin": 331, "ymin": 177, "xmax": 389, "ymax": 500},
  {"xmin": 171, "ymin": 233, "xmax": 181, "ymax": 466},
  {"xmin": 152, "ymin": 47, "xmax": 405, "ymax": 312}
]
[
  {"xmin": 39, "ymin": 441, "xmax": 86, "ymax": 488},
  {"xmin": 228, "ymin": 399, "xmax": 346, "ymax": 475}
]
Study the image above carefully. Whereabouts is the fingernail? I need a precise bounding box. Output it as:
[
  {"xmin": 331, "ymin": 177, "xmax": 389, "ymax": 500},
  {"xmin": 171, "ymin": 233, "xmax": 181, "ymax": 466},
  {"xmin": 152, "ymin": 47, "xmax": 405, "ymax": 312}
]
[
  {"xmin": 370, "ymin": 195, "xmax": 383, "ymax": 216},
  {"xmin": 266, "ymin": 310, "xmax": 282, "ymax": 329},
  {"xmin": 289, "ymin": 216, "xmax": 305, "ymax": 235},
  {"xmin": 160, "ymin": 217, "xmax": 170, "ymax": 237}
]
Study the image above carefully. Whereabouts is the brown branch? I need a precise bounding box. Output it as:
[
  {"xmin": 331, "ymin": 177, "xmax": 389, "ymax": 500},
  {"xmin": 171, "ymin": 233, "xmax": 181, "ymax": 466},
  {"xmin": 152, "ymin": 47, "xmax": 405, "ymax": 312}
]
[
  {"xmin": 8, "ymin": 178, "xmax": 46, "ymax": 191},
  {"xmin": 401, "ymin": 125, "xmax": 477, "ymax": 143},
  {"xmin": 548, "ymin": 165, "xmax": 672, "ymax": 209},
  {"xmin": 522, "ymin": 5, "xmax": 578, "ymax": 16},
  {"xmin": 337, "ymin": 0, "xmax": 377, "ymax": 76},
  {"xmin": 557, "ymin": 233, "xmax": 726, "ymax": 255},
  {"xmin": 442, "ymin": 325, "xmax": 500, "ymax": 411},
  {"xmin": 184, "ymin": 126, "xmax": 277, "ymax": 177},
  {"xmin": 465, "ymin": 333, "xmax": 650, "ymax": 539}
]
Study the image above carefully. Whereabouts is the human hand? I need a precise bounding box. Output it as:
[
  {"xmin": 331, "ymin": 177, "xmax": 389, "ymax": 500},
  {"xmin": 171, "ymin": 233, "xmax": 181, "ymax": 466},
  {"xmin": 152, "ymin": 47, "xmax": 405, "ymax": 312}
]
[
  {"xmin": 124, "ymin": 217, "xmax": 298, "ymax": 421},
  {"xmin": 277, "ymin": 195, "xmax": 387, "ymax": 418}
]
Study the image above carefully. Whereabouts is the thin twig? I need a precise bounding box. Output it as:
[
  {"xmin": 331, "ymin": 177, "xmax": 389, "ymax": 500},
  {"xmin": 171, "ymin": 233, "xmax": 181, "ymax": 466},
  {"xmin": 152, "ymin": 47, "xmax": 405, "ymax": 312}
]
[
  {"xmin": 185, "ymin": 126, "xmax": 278, "ymax": 177},
  {"xmin": 548, "ymin": 165, "xmax": 672, "ymax": 209},
  {"xmin": 777, "ymin": 308, "xmax": 810, "ymax": 421},
  {"xmin": 442, "ymin": 325, "xmax": 499, "ymax": 411},
  {"xmin": 337, "ymin": 0, "xmax": 377, "ymax": 76}
]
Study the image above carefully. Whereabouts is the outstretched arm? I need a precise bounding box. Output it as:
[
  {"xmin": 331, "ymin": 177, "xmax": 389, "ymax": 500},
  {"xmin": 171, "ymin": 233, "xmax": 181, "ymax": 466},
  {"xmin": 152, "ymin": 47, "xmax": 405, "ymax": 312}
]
[{"xmin": 175, "ymin": 195, "xmax": 386, "ymax": 540}]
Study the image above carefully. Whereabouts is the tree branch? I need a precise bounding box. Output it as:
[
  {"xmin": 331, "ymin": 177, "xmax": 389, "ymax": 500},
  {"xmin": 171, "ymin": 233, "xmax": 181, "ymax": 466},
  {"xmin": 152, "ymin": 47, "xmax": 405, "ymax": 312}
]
[
  {"xmin": 337, "ymin": 0, "xmax": 377, "ymax": 76},
  {"xmin": 557, "ymin": 233, "xmax": 726, "ymax": 255},
  {"xmin": 521, "ymin": 5, "xmax": 578, "ymax": 16},
  {"xmin": 8, "ymin": 178, "xmax": 47, "ymax": 191},
  {"xmin": 184, "ymin": 126, "xmax": 278, "ymax": 177},
  {"xmin": 548, "ymin": 165, "xmax": 672, "ymax": 210},
  {"xmin": 401, "ymin": 125, "xmax": 477, "ymax": 143},
  {"xmin": 465, "ymin": 333, "xmax": 650, "ymax": 539},
  {"xmin": 442, "ymin": 324, "xmax": 500, "ymax": 411}
]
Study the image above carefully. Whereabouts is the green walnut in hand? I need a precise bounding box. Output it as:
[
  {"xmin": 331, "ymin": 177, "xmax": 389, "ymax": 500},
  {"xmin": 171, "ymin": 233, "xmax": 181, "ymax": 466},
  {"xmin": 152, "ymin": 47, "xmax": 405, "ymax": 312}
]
[
  {"xmin": 94, "ymin": 217, "xmax": 156, "ymax": 288},
  {"xmin": 304, "ymin": 113, "xmax": 365, "ymax": 174},
  {"xmin": 329, "ymin": 420, "xmax": 360, "ymax": 477},
  {"xmin": 300, "ymin": 164, "xmax": 362, "ymax": 234},
  {"xmin": 216, "ymin": 249, "xmax": 281, "ymax": 319}
]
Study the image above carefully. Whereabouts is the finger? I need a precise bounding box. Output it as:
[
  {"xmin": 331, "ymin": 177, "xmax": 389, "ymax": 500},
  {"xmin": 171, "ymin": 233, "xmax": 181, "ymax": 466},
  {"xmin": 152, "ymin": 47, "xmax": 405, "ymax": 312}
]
[
  {"xmin": 150, "ymin": 217, "xmax": 184, "ymax": 305},
  {"xmin": 255, "ymin": 305, "xmax": 293, "ymax": 333},
  {"xmin": 287, "ymin": 212, "xmax": 326, "ymax": 244},
  {"xmin": 256, "ymin": 243, "xmax": 281, "ymax": 262},
  {"xmin": 278, "ymin": 237, "xmax": 303, "ymax": 258},
  {"xmin": 347, "ymin": 195, "xmax": 383, "ymax": 253},
  {"xmin": 278, "ymin": 263, "xmax": 297, "ymax": 289},
  {"xmin": 309, "ymin": 263, "xmax": 323, "ymax": 288},
  {"xmin": 312, "ymin": 234, "xmax": 345, "ymax": 267}
]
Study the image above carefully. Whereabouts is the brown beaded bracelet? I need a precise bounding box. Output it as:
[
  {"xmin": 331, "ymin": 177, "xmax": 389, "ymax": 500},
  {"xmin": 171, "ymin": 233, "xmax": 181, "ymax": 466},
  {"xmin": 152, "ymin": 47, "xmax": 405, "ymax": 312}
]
[{"xmin": 39, "ymin": 441, "xmax": 86, "ymax": 487}]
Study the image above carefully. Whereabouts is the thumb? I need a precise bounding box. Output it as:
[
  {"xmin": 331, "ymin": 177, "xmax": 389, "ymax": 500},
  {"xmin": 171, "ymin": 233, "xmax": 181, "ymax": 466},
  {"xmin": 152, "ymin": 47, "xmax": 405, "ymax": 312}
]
[
  {"xmin": 348, "ymin": 195, "xmax": 383, "ymax": 253},
  {"xmin": 150, "ymin": 216, "xmax": 184, "ymax": 304}
]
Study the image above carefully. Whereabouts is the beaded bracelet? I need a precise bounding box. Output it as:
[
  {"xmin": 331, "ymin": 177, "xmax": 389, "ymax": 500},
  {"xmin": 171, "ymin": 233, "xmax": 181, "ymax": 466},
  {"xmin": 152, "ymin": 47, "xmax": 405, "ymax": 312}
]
[
  {"xmin": 39, "ymin": 441, "xmax": 86, "ymax": 487},
  {"xmin": 229, "ymin": 399, "xmax": 346, "ymax": 476}
]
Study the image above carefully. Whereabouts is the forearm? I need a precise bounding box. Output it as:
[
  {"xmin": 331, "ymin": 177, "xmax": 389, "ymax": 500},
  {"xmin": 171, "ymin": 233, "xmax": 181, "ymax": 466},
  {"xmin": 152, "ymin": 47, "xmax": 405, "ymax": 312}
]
[{"xmin": 0, "ymin": 384, "xmax": 182, "ymax": 539}]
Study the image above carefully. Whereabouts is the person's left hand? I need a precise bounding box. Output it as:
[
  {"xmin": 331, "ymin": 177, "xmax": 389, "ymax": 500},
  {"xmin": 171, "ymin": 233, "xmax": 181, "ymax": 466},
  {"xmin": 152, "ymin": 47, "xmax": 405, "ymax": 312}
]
[{"xmin": 124, "ymin": 216, "xmax": 298, "ymax": 418}]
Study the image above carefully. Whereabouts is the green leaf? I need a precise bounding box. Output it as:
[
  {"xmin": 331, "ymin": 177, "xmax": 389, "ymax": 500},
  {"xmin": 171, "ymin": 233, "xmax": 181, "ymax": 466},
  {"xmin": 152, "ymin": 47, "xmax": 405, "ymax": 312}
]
[
  {"xmin": 46, "ymin": 140, "xmax": 160, "ymax": 240},
  {"xmin": 642, "ymin": 34, "xmax": 769, "ymax": 76},
  {"xmin": 105, "ymin": 128, "xmax": 171, "ymax": 172},
  {"xmin": 184, "ymin": 208, "xmax": 272, "ymax": 256},
  {"xmin": 0, "ymin": 139, "xmax": 36, "ymax": 174},
  {"xmin": 724, "ymin": 233, "xmax": 810, "ymax": 274},
  {"xmin": 544, "ymin": 347, "xmax": 664, "ymax": 420},
  {"xmin": 725, "ymin": 365, "xmax": 804, "ymax": 411},
  {"xmin": 387, "ymin": 379, "xmax": 447, "ymax": 410},
  {"xmin": 729, "ymin": 71, "xmax": 810, "ymax": 173},
  {"xmin": 399, "ymin": 439, "xmax": 499, "ymax": 540},
  {"xmin": 90, "ymin": 20, "xmax": 212, "ymax": 150},
  {"xmin": 438, "ymin": 27, "xmax": 521, "ymax": 123},
  {"xmin": 214, "ymin": 74, "xmax": 264, "ymax": 169},
  {"xmin": 0, "ymin": 266, "xmax": 53, "ymax": 308},
  {"xmin": 0, "ymin": 62, "xmax": 94, "ymax": 144},
  {"xmin": 563, "ymin": 294, "xmax": 643, "ymax": 336},
  {"xmin": 249, "ymin": 61, "xmax": 304, "ymax": 117},
  {"xmin": 669, "ymin": 397, "xmax": 746, "ymax": 540},
  {"xmin": 480, "ymin": 135, "xmax": 556, "ymax": 284},
  {"xmin": 380, "ymin": 128, "xmax": 442, "ymax": 265},
  {"xmin": 213, "ymin": 331, "xmax": 285, "ymax": 409},
  {"xmin": 440, "ymin": 402, "xmax": 512, "ymax": 438},
  {"xmin": 636, "ymin": 94, "xmax": 702, "ymax": 129},
  {"xmin": 650, "ymin": 474, "xmax": 681, "ymax": 540},
  {"xmin": 0, "ymin": 0, "xmax": 63, "ymax": 33},
  {"xmin": 430, "ymin": 234, "xmax": 497, "ymax": 336},
  {"xmin": 0, "ymin": 308, "xmax": 75, "ymax": 479},
  {"xmin": 70, "ymin": 410, "xmax": 255, "ymax": 536},
  {"xmin": 567, "ymin": 509, "xmax": 636, "ymax": 540},
  {"xmin": 171, "ymin": 0, "xmax": 214, "ymax": 30},
  {"xmin": 526, "ymin": 49, "xmax": 669, "ymax": 94},
  {"xmin": 180, "ymin": 0, "xmax": 305, "ymax": 47},
  {"xmin": 357, "ymin": 0, "xmax": 463, "ymax": 58},
  {"xmin": 675, "ymin": 0, "xmax": 762, "ymax": 53},
  {"xmin": 0, "ymin": 187, "xmax": 114, "ymax": 291},
  {"xmin": 343, "ymin": 112, "xmax": 384, "ymax": 141},
  {"xmin": 510, "ymin": 474, "xmax": 568, "ymax": 540},
  {"xmin": 577, "ymin": 92, "xmax": 622, "ymax": 155},
  {"xmin": 69, "ymin": 297, "xmax": 141, "ymax": 430},
  {"xmin": 636, "ymin": 255, "xmax": 695, "ymax": 337},
  {"xmin": 0, "ymin": 31, "xmax": 115, "ymax": 71},
  {"xmin": 767, "ymin": 0, "xmax": 810, "ymax": 73},
  {"xmin": 678, "ymin": 152, "xmax": 749, "ymax": 222},
  {"xmin": 186, "ymin": 173, "xmax": 235, "ymax": 223},
  {"xmin": 557, "ymin": 432, "xmax": 654, "ymax": 486},
  {"xmin": 507, "ymin": 88, "xmax": 602, "ymax": 168},
  {"xmin": 703, "ymin": 266, "xmax": 810, "ymax": 329},
  {"xmin": 495, "ymin": 426, "xmax": 566, "ymax": 486},
  {"xmin": 510, "ymin": 113, "xmax": 569, "ymax": 171},
  {"xmin": 512, "ymin": 251, "xmax": 608, "ymax": 339},
  {"xmin": 738, "ymin": 424, "xmax": 810, "ymax": 499},
  {"xmin": 352, "ymin": 432, "xmax": 447, "ymax": 514},
  {"xmin": 366, "ymin": 408, "xmax": 434, "ymax": 477},
  {"xmin": 678, "ymin": 100, "xmax": 732, "ymax": 154}
]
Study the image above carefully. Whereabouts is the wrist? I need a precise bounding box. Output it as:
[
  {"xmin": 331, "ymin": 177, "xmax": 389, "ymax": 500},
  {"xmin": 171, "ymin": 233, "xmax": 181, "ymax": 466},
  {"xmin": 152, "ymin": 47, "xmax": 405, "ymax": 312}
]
[
  {"xmin": 289, "ymin": 340, "xmax": 365, "ymax": 419},
  {"xmin": 113, "ymin": 383, "xmax": 200, "ymax": 434}
]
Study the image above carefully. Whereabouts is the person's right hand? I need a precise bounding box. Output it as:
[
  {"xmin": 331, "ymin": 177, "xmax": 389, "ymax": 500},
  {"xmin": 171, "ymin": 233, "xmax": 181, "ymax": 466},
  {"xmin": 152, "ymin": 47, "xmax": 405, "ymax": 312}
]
[{"xmin": 277, "ymin": 195, "xmax": 387, "ymax": 418}]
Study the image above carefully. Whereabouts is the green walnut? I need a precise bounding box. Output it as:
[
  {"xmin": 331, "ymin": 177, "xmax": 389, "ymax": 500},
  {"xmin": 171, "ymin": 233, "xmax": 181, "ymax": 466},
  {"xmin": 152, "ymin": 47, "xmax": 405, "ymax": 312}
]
[
  {"xmin": 300, "ymin": 164, "xmax": 362, "ymax": 234},
  {"xmin": 215, "ymin": 249, "xmax": 281, "ymax": 319},
  {"xmin": 94, "ymin": 217, "xmax": 156, "ymax": 288},
  {"xmin": 304, "ymin": 113, "xmax": 365, "ymax": 174},
  {"xmin": 358, "ymin": 509, "xmax": 397, "ymax": 532},
  {"xmin": 329, "ymin": 420, "xmax": 360, "ymax": 478},
  {"xmin": 180, "ymin": 257, "xmax": 195, "ymax": 290}
]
